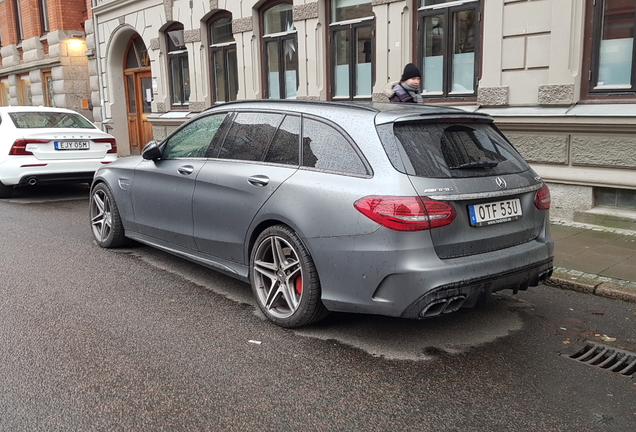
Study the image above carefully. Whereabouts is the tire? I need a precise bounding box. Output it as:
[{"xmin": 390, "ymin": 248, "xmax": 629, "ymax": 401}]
[
  {"xmin": 250, "ymin": 225, "xmax": 329, "ymax": 328},
  {"xmin": 89, "ymin": 182, "xmax": 128, "ymax": 248},
  {"xmin": 0, "ymin": 182, "xmax": 14, "ymax": 199}
]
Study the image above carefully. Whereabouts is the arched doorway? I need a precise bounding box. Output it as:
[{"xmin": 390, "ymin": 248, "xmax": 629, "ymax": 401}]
[{"xmin": 124, "ymin": 36, "xmax": 153, "ymax": 154}]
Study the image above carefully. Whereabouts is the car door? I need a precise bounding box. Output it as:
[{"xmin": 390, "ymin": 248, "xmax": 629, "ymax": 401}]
[
  {"xmin": 131, "ymin": 112, "xmax": 230, "ymax": 249},
  {"xmin": 193, "ymin": 112, "xmax": 300, "ymax": 263}
]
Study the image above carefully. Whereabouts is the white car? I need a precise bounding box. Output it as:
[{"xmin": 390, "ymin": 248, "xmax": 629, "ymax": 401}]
[{"xmin": 0, "ymin": 106, "xmax": 117, "ymax": 198}]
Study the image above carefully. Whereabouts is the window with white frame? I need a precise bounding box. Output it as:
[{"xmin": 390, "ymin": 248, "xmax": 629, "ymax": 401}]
[
  {"xmin": 209, "ymin": 14, "xmax": 238, "ymax": 103},
  {"xmin": 166, "ymin": 24, "xmax": 190, "ymax": 108},
  {"xmin": 330, "ymin": 0, "xmax": 374, "ymax": 100},
  {"xmin": 417, "ymin": 0, "xmax": 480, "ymax": 98},
  {"xmin": 261, "ymin": 2, "xmax": 298, "ymax": 99}
]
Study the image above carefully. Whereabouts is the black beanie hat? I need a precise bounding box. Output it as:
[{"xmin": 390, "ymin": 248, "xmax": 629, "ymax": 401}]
[{"xmin": 401, "ymin": 63, "xmax": 421, "ymax": 81}]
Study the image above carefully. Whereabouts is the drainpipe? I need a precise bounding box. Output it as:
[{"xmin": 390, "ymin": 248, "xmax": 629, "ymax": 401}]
[{"xmin": 92, "ymin": 0, "xmax": 107, "ymax": 132}]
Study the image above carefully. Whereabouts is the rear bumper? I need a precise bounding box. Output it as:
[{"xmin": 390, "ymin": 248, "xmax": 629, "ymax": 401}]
[
  {"xmin": 16, "ymin": 171, "xmax": 96, "ymax": 185},
  {"xmin": 306, "ymin": 227, "xmax": 554, "ymax": 318},
  {"xmin": 400, "ymin": 258, "xmax": 553, "ymax": 318},
  {"xmin": 0, "ymin": 157, "xmax": 115, "ymax": 186}
]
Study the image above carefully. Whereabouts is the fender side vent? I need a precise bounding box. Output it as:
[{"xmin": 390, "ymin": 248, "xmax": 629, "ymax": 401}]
[{"xmin": 561, "ymin": 341, "xmax": 636, "ymax": 377}]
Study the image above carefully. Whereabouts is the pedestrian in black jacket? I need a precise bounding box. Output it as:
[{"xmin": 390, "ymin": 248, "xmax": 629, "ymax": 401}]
[{"xmin": 383, "ymin": 63, "xmax": 423, "ymax": 103}]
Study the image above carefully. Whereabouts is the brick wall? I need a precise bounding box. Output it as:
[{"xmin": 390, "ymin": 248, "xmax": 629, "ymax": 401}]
[
  {"xmin": 47, "ymin": 0, "xmax": 87, "ymax": 32},
  {"xmin": 0, "ymin": 0, "xmax": 87, "ymax": 46},
  {"xmin": 0, "ymin": 1, "xmax": 20, "ymax": 46}
]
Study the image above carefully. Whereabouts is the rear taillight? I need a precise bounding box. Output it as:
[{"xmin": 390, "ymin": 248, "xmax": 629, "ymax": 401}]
[
  {"xmin": 9, "ymin": 139, "xmax": 50, "ymax": 156},
  {"xmin": 354, "ymin": 195, "xmax": 456, "ymax": 231},
  {"xmin": 94, "ymin": 138, "xmax": 117, "ymax": 154},
  {"xmin": 534, "ymin": 183, "xmax": 551, "ymax": 210}
]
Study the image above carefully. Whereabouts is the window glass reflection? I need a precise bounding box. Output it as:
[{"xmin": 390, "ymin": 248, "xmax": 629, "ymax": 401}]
[
  {"xmin": 210, "ymin": 17, "xmax": 234, "ymax": 45},
  {"xmin": 219, "ymin": 113, "xmax": 284, "ymax": 161},
  {"xmin": 334, "ymin": 30, "xmax": 350, "ymax": 97},
  {"xmin": 332, "ymin": 0, "xmax": 372, "ymax": 22},
  {"xmin": 283, "ymin": 39, "xmax": 298, "ymax": 99},
  {"xmin": 127, "ymin": 75, "xmax": 136, "ymax": 114},
  {"xmin": 423, "ymin": 14, "xmax": 444, "ymax": 93},
  {"xmin": 264, "ymin": 4, "xmax": 294, "ymax": 35},
  {"xmin": 267, "ymin": 41, "xmax": 281, "ymax": 99},
  {"xmin": 452, "ymin": 10, "xmax": 475, "ymax": 92},
  {"xmin": 265, "ymin": 115, "xmax": 300, "ymax": 165},
  {"xmin": 597, "ymin": 0, "xmax": 635, "ymax": 87},
  {"xmin": 163, "ymin": 114, "xmax": 227, "ymax": 159},
  {"xmin": 355, "ymin": 26, "xmax": 373, "ymax": 96},
  {"xmin": 302, "ymin": 119, "xmax": 366, "ymax": 175}
]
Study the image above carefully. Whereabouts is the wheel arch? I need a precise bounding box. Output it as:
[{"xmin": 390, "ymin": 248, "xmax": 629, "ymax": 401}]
[
  {"xmin": 245, "ymin": 217, "xmax": 312, "ymax": 268},
  {"xmin": 246, "ymin": 219, "xmax": 290, "ymax": 266}
]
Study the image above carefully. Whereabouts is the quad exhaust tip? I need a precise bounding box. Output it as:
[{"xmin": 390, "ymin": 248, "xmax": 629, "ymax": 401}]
[{"xmin": 420, "ymin": 295, "xmax": 467, "ymax": 318}]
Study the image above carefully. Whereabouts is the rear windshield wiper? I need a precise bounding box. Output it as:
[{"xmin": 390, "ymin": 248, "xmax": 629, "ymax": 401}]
[{"xmin": 451, "ymin": 160, "xmax": 499, "ymax": 170}]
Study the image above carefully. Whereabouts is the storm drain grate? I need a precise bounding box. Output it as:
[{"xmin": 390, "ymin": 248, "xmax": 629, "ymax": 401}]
[{"xmin": 562, "ymin": 341, "xmax": 636, "ymax": 377}]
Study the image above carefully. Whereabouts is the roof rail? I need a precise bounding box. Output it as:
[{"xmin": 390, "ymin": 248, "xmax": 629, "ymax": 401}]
[{"xmin": 202, "ymin": 99, "xmax": 381, "ymax": 114}]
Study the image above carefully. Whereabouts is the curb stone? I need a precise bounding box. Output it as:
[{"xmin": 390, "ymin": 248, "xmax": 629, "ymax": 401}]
[{"xmin": 547, "ymin": 267, "xmax": 636, "ymax": 304}]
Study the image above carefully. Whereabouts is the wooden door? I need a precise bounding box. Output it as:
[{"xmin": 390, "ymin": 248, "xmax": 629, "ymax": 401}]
[{"xmin": 125, "ymin": 70, "xmax": 154, "ymax": 154}]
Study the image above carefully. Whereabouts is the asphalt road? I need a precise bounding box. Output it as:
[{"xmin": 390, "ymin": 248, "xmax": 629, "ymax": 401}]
[{"xmin": 0, "ymin": 185, "xmax": 635, "ymax": 431}]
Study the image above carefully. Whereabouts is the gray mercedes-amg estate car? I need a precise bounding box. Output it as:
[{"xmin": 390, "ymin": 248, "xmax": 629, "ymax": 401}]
[{"xmin": 90, "ymin": 100, "xmax": 554, "ymax": 328}]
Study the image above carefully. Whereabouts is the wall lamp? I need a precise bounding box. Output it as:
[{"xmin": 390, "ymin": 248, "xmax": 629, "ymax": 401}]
[{"xmin": 68, "ymin": 33, "xmax": 86, "ymax": 50}]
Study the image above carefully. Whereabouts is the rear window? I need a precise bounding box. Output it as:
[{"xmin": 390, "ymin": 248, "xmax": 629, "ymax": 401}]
[
  {"xmin": 9, "ymin": 112, "xmax": 95, "ymax": 129},
  {"xmin": 389, "ymin": 122, "xmax": 529, "ymax": 178}
]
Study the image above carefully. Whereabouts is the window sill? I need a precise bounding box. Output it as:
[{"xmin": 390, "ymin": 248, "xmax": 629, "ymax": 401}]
[
  {"xmin": 148, "ymin": 111, "xmax": 192, "ymax": 119},
  {"xmin": 579, "ymin": 96, "xmax": 636, "ymax": 104},
  {"xmin": 531, "ymin": 164, "xmax": 636, "ymax": 190}
]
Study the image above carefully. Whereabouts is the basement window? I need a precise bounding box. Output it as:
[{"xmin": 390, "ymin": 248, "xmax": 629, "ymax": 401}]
[{"xmin": 595, "ymin": 187, "xmax": 636, "ymax": 209}]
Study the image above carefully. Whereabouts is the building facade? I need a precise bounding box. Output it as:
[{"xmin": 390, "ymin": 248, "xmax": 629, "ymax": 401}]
[
  {"xmin": 3, "ymin": 0, "xmax": 635, "ymax": 227},
  {"xmin": 0, "ymin": 0, "xmax": 93, "ymax": 117}
]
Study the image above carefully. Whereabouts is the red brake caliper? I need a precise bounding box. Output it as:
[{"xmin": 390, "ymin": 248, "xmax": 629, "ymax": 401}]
[{"xmin": 295, "ymin": 276, "xmax": 303, "ymax": 295}]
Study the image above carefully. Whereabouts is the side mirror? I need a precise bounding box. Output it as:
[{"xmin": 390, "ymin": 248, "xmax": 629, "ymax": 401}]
[{"xmin": 142, "ymin": 140, "xmax": 162, "ymax": 160}]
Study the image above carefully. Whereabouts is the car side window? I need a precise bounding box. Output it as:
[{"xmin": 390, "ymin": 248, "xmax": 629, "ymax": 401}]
[
  {"xmin": 162, "ymin": 113, "xmax": 227, "ymax": 159},
  {"xmin": 217, "ymin": 112, "xmax": 284, "ymax": 161},
  {"xmin": 263, "ymin": 115, "xmax": 300, "ymax": 165},
  {"xmin": 302, "ymin": 118, "xmax": 367, "ymax": 175}
]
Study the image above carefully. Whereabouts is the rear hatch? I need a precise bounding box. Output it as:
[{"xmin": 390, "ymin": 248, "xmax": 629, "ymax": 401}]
[
  {"xmin": 378, "ymin": 117, "xmax": 547, "ymax": 259},
  {"xmin": 8, "ymin": 111, "xmax": 114, "ymax": 160}
]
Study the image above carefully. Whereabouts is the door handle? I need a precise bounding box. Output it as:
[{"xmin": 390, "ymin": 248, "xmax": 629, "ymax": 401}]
[
  {"xmin": 178, "ymin": 165, "xmax": 195, "ymax": 175},
  {"xmin": 248, "ymin": 175, "xmax": 270, "ymax": 187}
]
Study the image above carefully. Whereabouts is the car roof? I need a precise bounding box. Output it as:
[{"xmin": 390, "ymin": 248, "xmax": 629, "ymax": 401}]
[
  {"xmin": 0, "ymin": 106, "xmax": 83, "ymax": 114},
  {"xmin": 203, "ymin": 100, "xmax": 493, "ymax": 125}
]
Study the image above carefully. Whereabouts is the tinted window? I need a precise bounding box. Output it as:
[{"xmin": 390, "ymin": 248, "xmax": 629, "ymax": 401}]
[
  {"xmin": 218, "ymin": 112, "xmax": 283, "ymax": 161},
  {"xmin": 9, "ymin": 112, "xmax": 95, "ymax": 129},
  {"xmin": 163, "ymin": 113, "xmax": 227, "ymax": 158},
  {"xmin": 264, "ymin": 115, "xmax": 300, "ymax": 165},
  {"xmin": 392, "ymin": 122, "xmax": 529, "ymax": 178},
  {"xmin": 302, "ymin": 118, "xmax": 367, "ymax": 175}
]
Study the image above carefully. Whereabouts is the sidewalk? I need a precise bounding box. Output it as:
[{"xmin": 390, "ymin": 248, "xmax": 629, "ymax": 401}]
[{"xmin": 547, "ymin": 222, "xmax": 636, "ymax": 303}]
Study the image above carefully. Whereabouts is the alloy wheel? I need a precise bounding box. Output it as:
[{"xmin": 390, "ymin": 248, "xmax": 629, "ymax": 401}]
[
  {"xmin": 90, "ymin": 189, "xmax": 113, "ymax": 243},
  {"xmin": 252, "ymin": 235, "xmax": 303, "ymax": 319}
]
